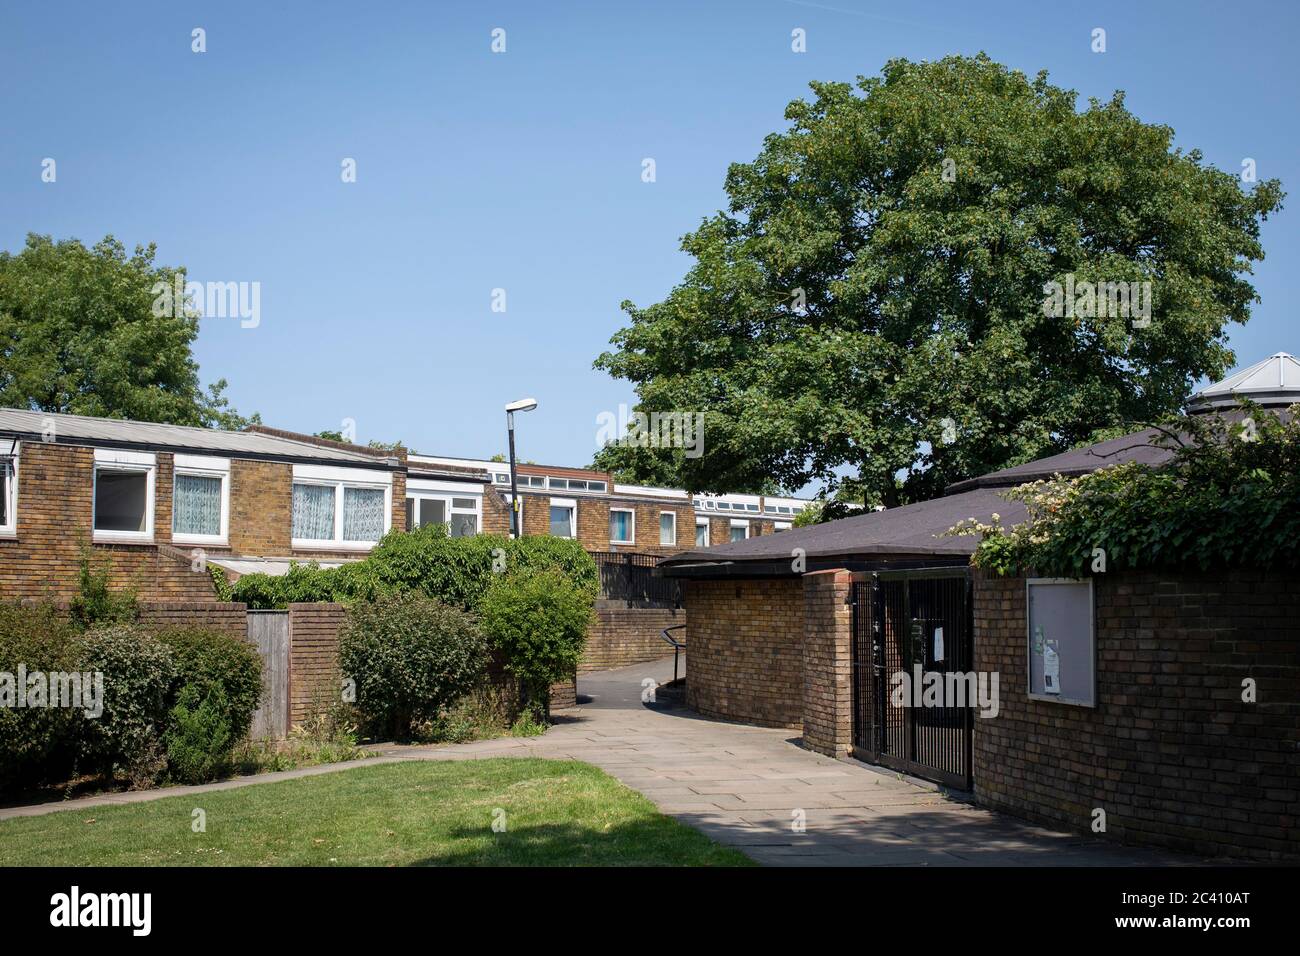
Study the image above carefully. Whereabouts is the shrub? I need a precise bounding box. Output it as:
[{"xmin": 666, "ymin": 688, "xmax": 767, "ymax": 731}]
[
  {"xmin": 69, "ymin": 545, "xmax": 138, "ymax": 630},
  {"xmin": 228, "ymin": 529, "xmax": 599, "ymax": 612},
  {"xmin": 164, "ymin": 685, "xmax": 233, "ymax": 784},
  {"xmin": 75, "ymin": 626, "xmax": 175, "ymax": 779},
  {"xmin": 0, "ymin": 604, "xmax": 83, "ymax": 790},
  {"xmin": 154, "ymin": 627, "xmax": 263, "ymax": 742},
  {"xmin": 479, "ymin": 570, "xmax": 594, "ymax": 717},
  {"xmin": 338, "ymin": 593, "xmax": 490, "ymax": 739}
]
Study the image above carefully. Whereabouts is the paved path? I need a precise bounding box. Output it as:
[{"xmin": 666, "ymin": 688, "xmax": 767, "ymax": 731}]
[{"xmin": 1, "ymin": 658, "xmax": 1200, "ymax": 865}]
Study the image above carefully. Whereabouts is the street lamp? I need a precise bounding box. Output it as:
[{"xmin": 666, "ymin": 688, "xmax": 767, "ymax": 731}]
[{"xmin": 505, "ymin": 398, "xmax": 538, "ymax": 538}]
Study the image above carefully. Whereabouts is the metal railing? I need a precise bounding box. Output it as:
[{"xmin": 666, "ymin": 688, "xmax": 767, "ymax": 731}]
[
  {"xmin": 660, "ymin": 624, "xmax": 686, "ymax": 683},
  {"xmin": 590, "ymin": 551, "xmax": 683, "ymax": 608}
]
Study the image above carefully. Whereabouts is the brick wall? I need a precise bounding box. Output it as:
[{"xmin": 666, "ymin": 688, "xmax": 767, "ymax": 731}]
[
  {"xmin": 138, "ymin": 601, "xmax": 249, "ymax": 637},
  {"xmin": 229, "ymin": 458, "xmax": 292, "ymax": 555},
  {"xmin": 801, "ymin": 570, "xmax": 855, "ymax": 757},
  {"xmin": 287, "ymin": 602, "xmax": 348, "ymax": 727},
  {"xmin": 582, "ymin": 606, "xmax": 684, "ymax": 672},
  {"xmin": 973, "ymin": 567, "xmax": 1300, "ymax": 861},
  {"xmin": 684, "ymin": 577, "xmax": 804, "ymax": 728}
]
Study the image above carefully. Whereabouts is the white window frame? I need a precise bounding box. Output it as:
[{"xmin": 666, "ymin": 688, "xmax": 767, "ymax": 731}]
[
  {"xmin": 548, "ymin": 497, "xmax": 577, "ymax": 539},
  {"xmin": 0, "ymin": 445, "xmax": 18, "ymax": 538},
  {"xmin": 291, "ymin": 464, "xmax": 392, "ymax": 551},
  {"xmin": 729, "ymin": 518, "xmax": 749, "ymax": 541},
  {"xmin": 695, "ymin": 519, "xmax": 708, "ymax": 547},
  {"xmin": 171, "ymin": 454, "xmax": 230, "ymax": 547},
  {"xmin": 609, "ymin": 507, "xmax": 635, "ymax": 545},
  {"xmin": 92, "ymin": 449, "xmax": 156, "ymax": 543},
  {"xmin": 659, "ymin": 510, "xmax": 677, "ymax": 546},
  {"xmin": 406, "ymin": 480, "xmax": 483, "ymax": 537}
]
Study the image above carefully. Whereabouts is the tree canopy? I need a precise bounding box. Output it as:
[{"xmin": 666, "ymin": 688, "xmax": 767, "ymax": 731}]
[
  {"xmin": 0, "ymin": 233, "xmax": 254, "ymax": 428},
  {"xmin": 594, "ymin": 54, "xmax": 1284, "ymax": 506}
]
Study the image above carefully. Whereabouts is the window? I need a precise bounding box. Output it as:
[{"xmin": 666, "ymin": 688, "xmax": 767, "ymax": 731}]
[
  {"xmin": 93, "ymin": 449, "xmax": 155, "ymax": 541},
  {"xmin": 1026, "ymin": 578, "xmax": 1096, "ymax": 707},
  {"xmin": 172, "ymin": 455, "xmax": 229, "ymax": 544},
  {"xmin": 549, "ymin": 498, "xmax": 576, "ymax": 538},
  {"xmin": 405, "ymin": 492, "xmax": 480, "ymax": 537},
  {"xmin": 729, "ymin": 519, "xmax": 749, "ymax": 542},
  {"xmin": 291, "ymin": 465, "xmax": 391, "ymax": 548},
  {"xmin": 695, "ymin": 520, "xmax": 708, "ymax": 547},
  {"xmin": 407, "ymin": 497, "xmax": 446, "ymax": 529},
  {"xmin": 609, "ymin": 508, "xmax": 634, "ymax": 544},
  {"xmin": 659, "ymin": 511, "xmax": 676, "ymax": 546},
  {"xmin": 0, "ymin": 452, "xmax": 16, "ymax": 536},
  {"xmin": 774, "ymin": 521, "xmax": 792, "ymax": 532}
]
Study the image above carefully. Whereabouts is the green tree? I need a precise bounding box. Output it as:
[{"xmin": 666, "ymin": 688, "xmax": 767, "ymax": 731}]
[
  {"xmin": 0, "ymin": 234, "xmax": 255, "ymax": 428},
  {"xmin": 594, "ymin": 55, "xmax": 1283, "ymax": 506}
]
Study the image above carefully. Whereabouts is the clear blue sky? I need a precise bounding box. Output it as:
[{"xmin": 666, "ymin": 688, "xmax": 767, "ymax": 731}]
[{"xmin": 2, "ymin": 0, "xmax": 1296, "ymax": 487}]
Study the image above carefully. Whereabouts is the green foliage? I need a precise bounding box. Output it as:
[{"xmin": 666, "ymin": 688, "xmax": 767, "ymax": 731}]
[
  {"xmin": 229, "ymin": 526, "xmax": 598, "ymax": 611},
  {"xmin": 593, "ymin": 54, "xmax": 1284, "ymax": 505},
  {"xmin": 479, "ymin": 571, "xmax": 594, "ymax": 715},
  {"xmin": 954, "ymin": 405, "xmax": 1300, "ymax": 576},
  {"xmin": 0, "ymin": 233, "xmax": 255, "ymax": 428},
  {"xmin": 0, "ymin": 604, "xmax": 83, "ymax": 788},
  {"xmin": 163, "ymin": 685, "xmax": 233, "ymax": 784},
  {"xmin": 154, "ymin": 627, "xmax": 263, "ymax": 742},
  {"xmin": 69, "ymin": 545, "xmax": 138, "ymax": 631},
  {"xmin": 338, "ymin": 593, "xmax": 490, "ymax": 739},
  {"xmin": 75, "ymin": 626, "xmax": 176, "ymax": 778},
  {"xmin": 208, "ymin": 564, "xmax": 234, "ymax": 602},
  {"xmin": 792, "ymin": 498, "xmax": 864, "ymax": 527}
]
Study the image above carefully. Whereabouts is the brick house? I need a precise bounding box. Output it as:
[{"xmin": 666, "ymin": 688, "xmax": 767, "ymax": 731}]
[
  {"xmin": 0, "ymin": 411, "xmax": 814, "ymax": 603},
  {"xmin": 657, "ymin": 353, "xmax": 1300, "ymax": 860}
]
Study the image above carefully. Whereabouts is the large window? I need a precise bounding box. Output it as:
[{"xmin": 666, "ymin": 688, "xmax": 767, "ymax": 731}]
[
  {"xmin": 659, "ymin": 511, "xmax": 676, "ymax": 546},
  {"xmin": 291, "ymin": 465, "xmax": 391, "ymax": 549},
  {"xmin": 93, "ymin": 449, "xmax": 155, "ymax": 542},
  {"xmin": 695, "ymin": 520, "xmax": 708, "ymax": 547},
  {"xmin": 609, "ymin": 508, "xmax": 634, "ymax": 545},
  {"xmin": 549, "ymin": 498, "xmax": 576, "ymax": 538},
  {"xmin": 172, "ymin": 455, "xmax": 229, "ymax": 544},
  {"xmin": 0, "ymin": 453, "xmax": 15, "ymax": 536},
  {"xmin": 406, "ymin": 485, "xmax": 481, "ymax": 538},
  {"xmin": 729, "ymin": 519, "xmax": 749, "ymax": 542}
]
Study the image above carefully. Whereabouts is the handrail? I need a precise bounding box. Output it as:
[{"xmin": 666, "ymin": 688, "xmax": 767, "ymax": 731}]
[{"xmin": 660, "ymin": 624, "xmax": 686, "ymax": 683}]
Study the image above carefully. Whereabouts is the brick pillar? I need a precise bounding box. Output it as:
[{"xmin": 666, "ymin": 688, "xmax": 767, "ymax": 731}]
[{"xmin": 801, "ymin": 569, "xmax": 857, "ymax": 757}]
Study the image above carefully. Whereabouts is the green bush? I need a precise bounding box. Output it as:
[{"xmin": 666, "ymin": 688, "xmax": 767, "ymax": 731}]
[
  {"xmin": 154, "ymin": 627, "xmax": 263, "ymax": 742},
  {"xmin": 164, "ymin": 685, "xmax": 233, "ymax": 784},
  {"xmin": 69, "ymin": 545, "xmax": 138, "ymax": 630},
  {"xmin": 338, "ymin": 593, "xmax": 490, "ymax": 739},
  {"xmin": 75, "ymin": 626, "xmax": 175, "ymax": 779},
  {"xmin": 479, "ymin": 570, "xmax": 594, "ymax": 716},
  {"xmin": 229, "ymin": 527, "xmax": 598, "ymax": 612},
  {"xmin": 0, "ymin": 604, "xmax": 83, "ymax": 790}
]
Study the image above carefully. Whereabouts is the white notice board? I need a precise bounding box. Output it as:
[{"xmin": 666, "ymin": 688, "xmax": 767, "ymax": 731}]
[{"xmin": 1026, "ymin": 578, "xmax": 1096, "ymax": 706}]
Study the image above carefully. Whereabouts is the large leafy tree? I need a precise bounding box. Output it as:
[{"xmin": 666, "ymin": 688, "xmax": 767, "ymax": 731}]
[
  {"xmin": 0, "ymin": 233, "xmax": 254, "ymax": 428},
  {"xmin": 594, "ymin": 55, "xmax": 1284, "ymax": 506}
]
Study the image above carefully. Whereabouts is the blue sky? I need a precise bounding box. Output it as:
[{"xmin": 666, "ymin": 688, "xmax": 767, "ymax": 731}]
[{"xmin": 2, "ymin": 0, "xmax": 1295, "ymax": 489}]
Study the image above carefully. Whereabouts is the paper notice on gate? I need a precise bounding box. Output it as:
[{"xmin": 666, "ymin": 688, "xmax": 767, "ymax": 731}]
[
  {"xmin": 933, "ymin": 626, "xmax": 944, "ymax": 663},
  {"xmin": 1043, "ymin": 641, "xmax": 1061, "ymax": 694}
]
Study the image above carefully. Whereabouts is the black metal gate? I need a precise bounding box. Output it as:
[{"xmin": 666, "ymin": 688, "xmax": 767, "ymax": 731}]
[{"xmin": 851, "ymin": 568, "xmax": 973, "ymax": 790}]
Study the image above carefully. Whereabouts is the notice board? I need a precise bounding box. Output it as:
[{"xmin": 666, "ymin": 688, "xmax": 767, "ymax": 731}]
[{"xmin": 1026, "ymin": 578, "xmax": 1095, "ymax": 706}]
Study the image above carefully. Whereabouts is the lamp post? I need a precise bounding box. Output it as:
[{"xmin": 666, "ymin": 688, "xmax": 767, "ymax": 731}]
[{"xmin": 504, "ymin": 398, "xmax": 538, "ymax": 538}]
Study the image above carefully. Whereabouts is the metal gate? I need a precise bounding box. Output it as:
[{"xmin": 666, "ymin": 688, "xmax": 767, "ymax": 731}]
[{"xmin": 851, "ymin": 568, "xmax": 973, "ymax": 790}]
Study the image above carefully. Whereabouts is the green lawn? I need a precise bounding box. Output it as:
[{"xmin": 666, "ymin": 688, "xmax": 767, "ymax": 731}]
[{"xmin": 0, "ymin": 758, "xmax": 752, "ymax": 867}]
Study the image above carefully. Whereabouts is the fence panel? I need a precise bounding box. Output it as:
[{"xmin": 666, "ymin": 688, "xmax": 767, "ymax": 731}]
[
  {"xmin": 590, "ymin": 551, "xmax": 682, "ymax": 608},
  {"xmin": 248, "ymin": 610, "xmax": 289, "ymax": 740}
]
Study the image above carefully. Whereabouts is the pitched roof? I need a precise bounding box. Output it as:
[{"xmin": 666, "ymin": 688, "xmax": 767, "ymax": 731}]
[{"xmin": 0, "ymin": 408, "xmax": 397, "ymax": 468}]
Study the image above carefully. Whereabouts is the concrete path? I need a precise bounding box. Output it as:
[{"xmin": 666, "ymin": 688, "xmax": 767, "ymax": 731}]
[{"xmin": 1, "ymin": 658, "xmax": 1201, "ymax": 866}]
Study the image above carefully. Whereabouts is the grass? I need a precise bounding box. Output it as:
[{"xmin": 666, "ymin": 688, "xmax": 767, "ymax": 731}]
[{"xmin": 0, "ymin": 758, "xmax": 753, "ymax": 867}]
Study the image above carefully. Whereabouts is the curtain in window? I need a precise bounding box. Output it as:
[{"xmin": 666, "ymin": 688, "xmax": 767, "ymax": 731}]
[
  {"xmin": 449, "ymin": 512, "xmax": 477, "ymax": 537},
  {"xmin": 343, "ymin": 487, "xmax": 385, "ymax": 541},
  {"xmin": 610, "ymin": 511, "xmax": 631, "ymax": 541},
  {"xmin": 293, "ymin": 483, "xmax": 336, "ymax": 540},
  {"xmin": 0, "ymin": 459, "xmax": 10, "ymax": 526},
  {"xmin": 659, "ymin": 513, "xmax": 674, "ymax": 544},
  {"xmin": 174, "ymin": 474, "xmax": 222, "ymax": 536},
  {"xmin": 549, "ymin": 506, "xmax": 573, "ymax": 538}
]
